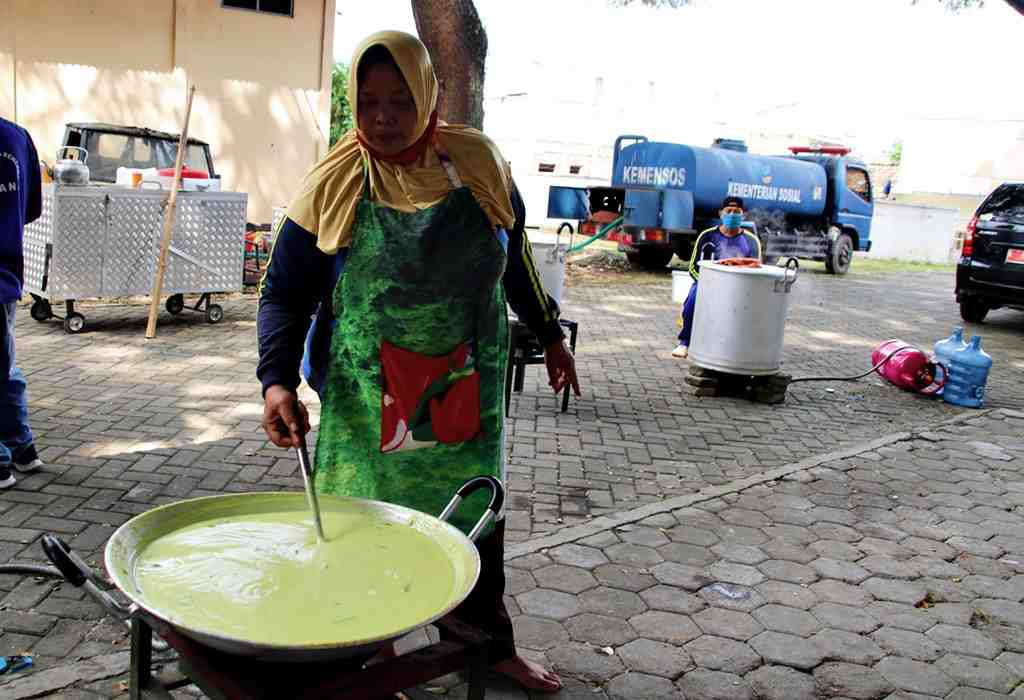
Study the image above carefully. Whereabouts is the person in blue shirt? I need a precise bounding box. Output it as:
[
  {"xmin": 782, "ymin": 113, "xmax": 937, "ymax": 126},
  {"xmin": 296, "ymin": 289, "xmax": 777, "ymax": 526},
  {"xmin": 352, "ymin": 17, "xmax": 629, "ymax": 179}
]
[
  {"xmin": 673, "ymin": 196, "xmax": 761, "ymax": 358},
  {"xmin": 0, "ymin": 118, "xmax": 44, "ymax": 489}
]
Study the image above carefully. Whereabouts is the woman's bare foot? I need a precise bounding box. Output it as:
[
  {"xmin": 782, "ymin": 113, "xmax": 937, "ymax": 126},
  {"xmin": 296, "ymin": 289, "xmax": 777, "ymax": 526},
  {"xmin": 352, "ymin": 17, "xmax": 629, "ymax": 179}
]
[{"xmin": 494, "ymin": 654, "xmax": 563, "ymax": 693}]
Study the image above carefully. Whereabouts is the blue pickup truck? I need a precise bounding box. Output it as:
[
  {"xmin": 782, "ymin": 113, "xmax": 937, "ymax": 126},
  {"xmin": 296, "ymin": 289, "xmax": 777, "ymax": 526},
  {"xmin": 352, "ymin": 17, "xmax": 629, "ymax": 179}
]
[{"xmin": 548, "ymin": 136, "xmax": 875, "ymax": 273}]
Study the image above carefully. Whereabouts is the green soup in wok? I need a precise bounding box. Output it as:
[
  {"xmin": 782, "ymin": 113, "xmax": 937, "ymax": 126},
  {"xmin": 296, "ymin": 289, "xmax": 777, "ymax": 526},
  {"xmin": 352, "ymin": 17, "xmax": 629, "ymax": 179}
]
[{"xmin": 110, "ymin": 494, "xmax": 480, "ymax": 651}]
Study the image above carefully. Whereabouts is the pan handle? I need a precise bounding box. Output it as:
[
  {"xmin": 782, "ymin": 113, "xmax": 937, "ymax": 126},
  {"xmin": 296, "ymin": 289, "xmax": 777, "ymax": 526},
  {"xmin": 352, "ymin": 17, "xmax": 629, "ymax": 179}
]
[
  {"xmin": 438, "ymin": 476, "xmax": 506, "ymax": 543},
  {"xmin": 42, "ymin": 534, "xmax": 95, "ymax": 587},
  {"xmin": 41, "ymin": 535, "xmax": 134, "ymax": 621}
]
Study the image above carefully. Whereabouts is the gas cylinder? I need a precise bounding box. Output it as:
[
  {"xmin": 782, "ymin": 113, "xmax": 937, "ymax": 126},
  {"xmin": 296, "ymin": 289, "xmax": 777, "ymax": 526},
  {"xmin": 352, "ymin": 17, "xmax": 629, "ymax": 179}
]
[
  {"xmin": 943, "ymin": 335, "xmax": 992, "ymax": 408},
  {"xmin": 872, "ymin": 340, "xmax": 945, "ymax": 395},
  {"xmin": 933, "ymin": 327, "xmax": 968, "ymax": 395}
]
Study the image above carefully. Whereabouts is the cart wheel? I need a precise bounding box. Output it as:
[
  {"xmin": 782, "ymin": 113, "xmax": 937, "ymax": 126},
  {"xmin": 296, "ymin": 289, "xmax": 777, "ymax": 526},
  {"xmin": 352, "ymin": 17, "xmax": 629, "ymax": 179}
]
[
  {"xmin": 205, "ymin": 304, "xmax": 224, "ymax": 324},
  {"xmin": 63, "ymin": 313, "xmax": 86, "ymax": 334},
  {"xmin": 30, "ymin": 299, "xmax": 53, "ymax": 322},
  {"xmin": 165, "ymin": 294, "xmax": 184, "ymax": 315}
]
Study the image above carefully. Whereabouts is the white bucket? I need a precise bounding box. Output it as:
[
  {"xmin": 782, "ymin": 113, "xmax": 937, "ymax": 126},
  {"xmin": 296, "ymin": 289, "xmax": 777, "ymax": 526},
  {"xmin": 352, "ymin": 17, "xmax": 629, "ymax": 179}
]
[
  {"xmin": 672, "ymin": 270, "xmax": 693, "ymax": 304},
  {"xmin": 531, "ymin": 241, "xmax": 568, "ymax": 305}
]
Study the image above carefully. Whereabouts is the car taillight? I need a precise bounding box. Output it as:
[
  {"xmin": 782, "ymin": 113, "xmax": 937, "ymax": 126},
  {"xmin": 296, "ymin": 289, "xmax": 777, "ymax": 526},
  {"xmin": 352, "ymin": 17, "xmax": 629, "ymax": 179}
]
[{"xmin": 962, "ymin": 215, "xmax": 978, "ymax": 257}]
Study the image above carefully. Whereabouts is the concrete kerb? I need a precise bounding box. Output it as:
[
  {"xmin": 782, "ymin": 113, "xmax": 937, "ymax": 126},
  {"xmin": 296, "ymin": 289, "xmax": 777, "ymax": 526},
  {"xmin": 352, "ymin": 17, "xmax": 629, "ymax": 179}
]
[{"xmin": 505, "ymin": 408, "xmax": 998, "ymax": 560}]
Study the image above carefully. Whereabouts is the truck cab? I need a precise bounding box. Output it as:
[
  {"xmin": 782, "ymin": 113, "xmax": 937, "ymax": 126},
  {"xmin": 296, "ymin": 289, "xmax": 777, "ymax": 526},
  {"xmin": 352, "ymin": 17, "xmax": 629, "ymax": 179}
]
[{"xmin": 790, "ymin": 147, "xmax": 874, "ymax": 271}]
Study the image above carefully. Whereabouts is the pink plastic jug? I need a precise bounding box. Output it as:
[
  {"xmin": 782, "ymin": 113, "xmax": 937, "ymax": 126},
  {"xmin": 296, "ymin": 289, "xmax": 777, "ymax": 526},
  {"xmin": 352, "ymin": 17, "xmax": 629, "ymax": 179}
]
[{"xmin": 871, "ymin": 340, "xmax": 945, "ymax": 395}]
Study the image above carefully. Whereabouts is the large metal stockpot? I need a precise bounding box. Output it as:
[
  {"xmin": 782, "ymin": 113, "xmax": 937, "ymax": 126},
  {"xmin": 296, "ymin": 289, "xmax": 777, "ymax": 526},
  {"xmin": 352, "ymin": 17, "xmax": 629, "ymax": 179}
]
[{"xmin": 689, "ymin": 259, "xmax": 799, "ymax": 376}]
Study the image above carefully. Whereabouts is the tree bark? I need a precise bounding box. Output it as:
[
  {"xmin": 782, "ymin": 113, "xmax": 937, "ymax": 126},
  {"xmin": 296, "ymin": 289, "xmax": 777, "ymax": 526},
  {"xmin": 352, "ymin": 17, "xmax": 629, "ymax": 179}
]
[
  {"xmin": 411, "ymin": 0, "xmax": 488, "ymax": 129},
  {"xmin": 1006, "ymin": 0, "xmax": 1024, "ymax": 15}
]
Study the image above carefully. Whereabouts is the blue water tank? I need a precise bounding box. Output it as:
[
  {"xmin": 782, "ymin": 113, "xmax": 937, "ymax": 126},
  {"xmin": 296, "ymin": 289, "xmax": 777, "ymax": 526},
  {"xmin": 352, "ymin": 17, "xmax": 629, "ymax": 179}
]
[
  {"xmin": 943, "ymin": 335, "xmax": 993, "ymax": 408},
  {"xmin": 933, "ymin": 327, "xmax": 967, "ymax": 394},
  {"xmin": 611, "ymin": 141, "xmax": 828, "ymax": 218}
]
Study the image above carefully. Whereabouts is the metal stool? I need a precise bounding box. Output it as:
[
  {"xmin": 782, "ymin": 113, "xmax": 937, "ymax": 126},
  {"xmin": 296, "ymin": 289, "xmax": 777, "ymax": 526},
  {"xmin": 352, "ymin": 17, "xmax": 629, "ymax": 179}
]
[{"xmin": 505, "ymin": 318, "xmax": 578, "ymax": 416}]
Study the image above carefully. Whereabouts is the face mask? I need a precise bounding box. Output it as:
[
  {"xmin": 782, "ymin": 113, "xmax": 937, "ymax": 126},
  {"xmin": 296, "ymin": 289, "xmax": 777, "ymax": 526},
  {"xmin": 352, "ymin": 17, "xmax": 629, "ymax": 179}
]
[{"xmin": 721, "ymin": 212, "xmax": 743, "ymax": 229}]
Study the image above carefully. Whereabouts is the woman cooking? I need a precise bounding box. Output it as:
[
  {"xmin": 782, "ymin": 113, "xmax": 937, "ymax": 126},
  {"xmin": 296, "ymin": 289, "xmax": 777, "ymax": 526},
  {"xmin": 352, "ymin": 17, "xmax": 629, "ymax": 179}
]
[{"xmin": 257, "ymin": 30, "xmax": 578, "ymax": 693}]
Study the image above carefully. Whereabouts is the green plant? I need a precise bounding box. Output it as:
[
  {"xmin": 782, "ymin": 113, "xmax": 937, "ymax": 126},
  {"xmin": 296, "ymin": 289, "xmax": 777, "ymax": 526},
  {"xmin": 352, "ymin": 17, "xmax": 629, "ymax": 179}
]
[
  {"xmin": 330, "ymin": 62, "xmax": 354, "ymax": 146},
  {"xmin": 889, "ymin": 140, "xmax": 903, "ymax": 166}
]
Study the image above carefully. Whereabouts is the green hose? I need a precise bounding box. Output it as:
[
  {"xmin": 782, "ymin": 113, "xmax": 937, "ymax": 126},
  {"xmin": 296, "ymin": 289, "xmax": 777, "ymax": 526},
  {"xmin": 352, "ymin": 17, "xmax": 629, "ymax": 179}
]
[{"xmin": 566, "ymin": 217, "xmax": 624, "ymax": 253}]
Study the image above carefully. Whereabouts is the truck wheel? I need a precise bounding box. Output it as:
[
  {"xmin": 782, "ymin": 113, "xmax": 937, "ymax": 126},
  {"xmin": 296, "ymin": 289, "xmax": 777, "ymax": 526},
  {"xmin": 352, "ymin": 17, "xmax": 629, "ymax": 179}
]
[
  {"xmin": 959, "ymin": 298, "xmax": 989, "ymax": 323},
  {"xmin": 626, "ymin": 248, "xmax": 674, "ymax": 270},
  {"xmin": 826, "ymin": 232, "xmax": 853, "ymax": 274}
]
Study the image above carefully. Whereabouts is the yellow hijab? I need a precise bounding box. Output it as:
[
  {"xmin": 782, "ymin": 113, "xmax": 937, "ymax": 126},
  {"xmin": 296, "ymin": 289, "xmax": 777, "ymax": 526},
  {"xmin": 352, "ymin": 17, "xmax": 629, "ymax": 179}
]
[{"xmin": 287, "ymin": 31, "xmax": 515, "ymax": 254}]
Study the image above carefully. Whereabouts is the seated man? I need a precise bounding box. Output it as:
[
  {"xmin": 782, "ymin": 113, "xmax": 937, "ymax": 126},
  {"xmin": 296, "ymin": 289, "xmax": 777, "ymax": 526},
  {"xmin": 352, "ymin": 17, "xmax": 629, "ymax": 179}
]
[{"xmin": 673, "ymin": 196, "xmax": 762, "ymax": 358}]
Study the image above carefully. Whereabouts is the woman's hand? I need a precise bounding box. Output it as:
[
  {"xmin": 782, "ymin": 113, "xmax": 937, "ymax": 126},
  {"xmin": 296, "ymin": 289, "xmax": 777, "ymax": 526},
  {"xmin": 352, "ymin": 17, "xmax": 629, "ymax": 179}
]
[
  {"xmin": 262, "ymin": 385, "xmax": 311, "ymax": 448},
  {"xmin": 544, "ymin": 340, "xmax": 581, "ymax": 397}
]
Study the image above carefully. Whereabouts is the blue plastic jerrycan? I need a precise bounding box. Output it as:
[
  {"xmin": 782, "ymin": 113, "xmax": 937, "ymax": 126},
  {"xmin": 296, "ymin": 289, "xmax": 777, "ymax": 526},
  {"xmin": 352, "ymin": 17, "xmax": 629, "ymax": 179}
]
[
  {"xmin": 933, "ymin": 327, "xmax": 968, "ymax": 394},
  {"xmin": 942, "ymin": 335, "xmax": 992, "ymax": 408}
]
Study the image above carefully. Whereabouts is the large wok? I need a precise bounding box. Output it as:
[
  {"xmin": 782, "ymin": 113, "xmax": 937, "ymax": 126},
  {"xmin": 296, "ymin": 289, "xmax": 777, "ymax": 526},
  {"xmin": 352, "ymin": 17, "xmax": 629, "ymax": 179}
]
[{"xmin": 40, "ymin": 476, "xmax": 503, "ymax": 662}]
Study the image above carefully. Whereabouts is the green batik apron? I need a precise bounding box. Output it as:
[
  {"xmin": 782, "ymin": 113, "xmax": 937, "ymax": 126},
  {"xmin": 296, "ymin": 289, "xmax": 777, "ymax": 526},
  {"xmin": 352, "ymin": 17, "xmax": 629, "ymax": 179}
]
[{"xmin": 314, "ymin": 157, "xmax": 507, "ymax": 534}]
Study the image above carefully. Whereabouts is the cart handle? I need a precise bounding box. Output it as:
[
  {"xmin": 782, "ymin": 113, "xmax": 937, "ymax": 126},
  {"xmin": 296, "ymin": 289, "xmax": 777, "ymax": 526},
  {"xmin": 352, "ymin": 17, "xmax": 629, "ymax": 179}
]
[{"xmin": 438, "ymin": 476, "xmax": 505, "ymax": 542}]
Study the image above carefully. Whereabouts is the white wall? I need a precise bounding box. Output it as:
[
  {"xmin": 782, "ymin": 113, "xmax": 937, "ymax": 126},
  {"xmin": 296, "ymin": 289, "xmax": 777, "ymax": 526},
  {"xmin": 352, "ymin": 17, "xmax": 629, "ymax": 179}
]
[{"xmin": 869, "ymin": 202, "xmax": 960, "ymax": 263}]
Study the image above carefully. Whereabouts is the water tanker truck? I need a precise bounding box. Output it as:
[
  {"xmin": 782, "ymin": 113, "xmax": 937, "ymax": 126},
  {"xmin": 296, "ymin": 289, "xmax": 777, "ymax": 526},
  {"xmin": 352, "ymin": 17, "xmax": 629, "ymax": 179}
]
[{"xmin": 547, "ymin": 136, "xmax": 874, "ymax": 274}]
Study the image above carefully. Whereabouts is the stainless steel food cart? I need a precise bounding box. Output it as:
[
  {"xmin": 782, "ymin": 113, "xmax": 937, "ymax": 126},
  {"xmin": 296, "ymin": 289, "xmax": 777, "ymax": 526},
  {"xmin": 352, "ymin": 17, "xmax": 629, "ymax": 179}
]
[{"xmin": 24, "ymin": 184, "xmax": 246, "ymax": 333}]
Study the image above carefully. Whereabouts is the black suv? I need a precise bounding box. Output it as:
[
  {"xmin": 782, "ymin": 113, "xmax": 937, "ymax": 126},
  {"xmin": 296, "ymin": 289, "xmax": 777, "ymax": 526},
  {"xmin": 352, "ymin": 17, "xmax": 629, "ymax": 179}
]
[{"xmin": 956, "ymin": 182, "xmax": 1024, "ymax": 323}]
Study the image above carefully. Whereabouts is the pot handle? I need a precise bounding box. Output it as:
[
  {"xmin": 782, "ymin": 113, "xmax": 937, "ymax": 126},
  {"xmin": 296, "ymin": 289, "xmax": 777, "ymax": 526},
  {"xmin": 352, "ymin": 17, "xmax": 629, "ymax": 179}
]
[
  {"xmin": 555, "ymin": 222, "xmax": 573, "ymax": 261},
  {"xmin": 775, "ymin": 257, "xmax": 799, "ymax": 293},
  {"xmin": 438, "ymin": 475, "xmax": 506, "ymax": 543},
  {"xmin": 41, "ymin": 535, "xmax": 134, "ymax": 621}
]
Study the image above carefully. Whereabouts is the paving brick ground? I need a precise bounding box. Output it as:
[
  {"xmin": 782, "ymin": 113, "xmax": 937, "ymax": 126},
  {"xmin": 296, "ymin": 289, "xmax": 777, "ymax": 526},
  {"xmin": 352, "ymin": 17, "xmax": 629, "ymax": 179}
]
[
  {"xmin": 0, "ymin": 267, "xmax": 1021, "ymax": 697},
  {"xmin": 430, "ymin": 408, "xmax": 1024, "ymax": 698},
  {"xmin": 506, "ymin": 267, "xmax": 1023, "ymax": 539}
]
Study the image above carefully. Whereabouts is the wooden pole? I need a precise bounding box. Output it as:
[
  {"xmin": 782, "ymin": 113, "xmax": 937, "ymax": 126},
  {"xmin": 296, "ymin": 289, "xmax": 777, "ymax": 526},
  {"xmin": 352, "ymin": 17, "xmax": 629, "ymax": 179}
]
[{"xmin": 145, "ymin": 84, "xmax": 196, "ymax": 339}]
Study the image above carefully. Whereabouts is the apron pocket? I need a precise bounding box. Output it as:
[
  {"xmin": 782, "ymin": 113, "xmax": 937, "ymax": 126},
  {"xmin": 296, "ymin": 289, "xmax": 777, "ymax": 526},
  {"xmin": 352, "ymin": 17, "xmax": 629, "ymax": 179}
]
[
  {"xmin": 430, "ymin": 371, "xmax": 481, "ymax": 443},
  {"xmin": 380, "ymin": 340, "xmax": 481, "ymax": 453}
]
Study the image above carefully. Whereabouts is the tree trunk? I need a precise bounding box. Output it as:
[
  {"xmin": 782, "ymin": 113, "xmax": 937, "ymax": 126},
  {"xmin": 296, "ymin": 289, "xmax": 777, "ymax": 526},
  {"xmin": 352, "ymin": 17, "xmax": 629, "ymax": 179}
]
[
  {"xmin": 1007, "ymin": 0, "xmax": 1024, "ymax": 14},
  {"xmin": 411, "ymin": 0, "xmax": 488, "ymax": 130}
]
